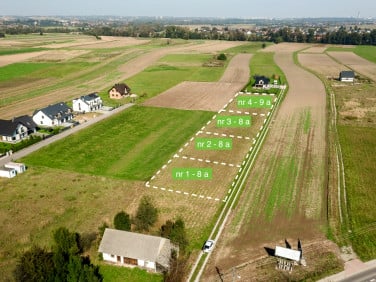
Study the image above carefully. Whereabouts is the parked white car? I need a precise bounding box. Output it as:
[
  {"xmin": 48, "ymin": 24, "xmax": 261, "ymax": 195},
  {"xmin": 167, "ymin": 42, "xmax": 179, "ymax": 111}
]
[{"xmin": 203, "ymin": 240, "xmax": 215, "ymax": 253}]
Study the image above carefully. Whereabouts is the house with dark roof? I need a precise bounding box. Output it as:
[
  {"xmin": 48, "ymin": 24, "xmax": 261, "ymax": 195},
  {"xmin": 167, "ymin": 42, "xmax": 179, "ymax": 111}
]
[
  {"xmin": 108, "ymin": 83, "xmax": 131, "ymax": 99},
  {"xmin": 98, "ymin": 228, "xmax": 175, "ymax": 272},
  {"xmin": 13, "ymin": 115, "xmax": 38, "ymax": 134},
  {"xmin": 32, "ymin": 102, "xmax": 73, "ymax": 127},
  {"xmin": 339, "ymin": 70, "xmax": 355, "ymax": 82},
  {"xmin": 253, "ymin": 75, "xmax": 270, "ymax": 88},
  {"xmin": 0, "ymin": 119, "xmax": 29, "ymax": 143},
  {"xmin": 72, "ymin": 93, "xmax": 103, "ymax": 113}
]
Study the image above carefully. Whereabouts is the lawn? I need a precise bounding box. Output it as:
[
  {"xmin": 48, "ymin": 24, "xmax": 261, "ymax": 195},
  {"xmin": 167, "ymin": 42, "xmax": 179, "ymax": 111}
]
[
  {"xmin": 224, "ymin": 42, "xmax": 270, "ymax": 54},
  {"xmin": 338, "ymin": 125, "xmax": 376, "ymax": 260},
  {"xmin": 99, "ymin": 264, "xmax": 163, "ymax": 282},
  {"xmin": 22, "ymin": 106, "xmax": 214, "ymax": 180},
  {"xmin": 243, "ymin": 51, "xmax": 286, "ymax": 92}
]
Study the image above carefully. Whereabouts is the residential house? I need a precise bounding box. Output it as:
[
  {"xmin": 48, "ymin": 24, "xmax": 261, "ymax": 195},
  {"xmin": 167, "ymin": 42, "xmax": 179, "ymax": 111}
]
[
  {"xmin": 13, "ymin": 115, "xmax": 38, "ymax": 134},
  {"xmin": 339, "ymin": 70, "xmax": 355, "ymax": 82},
  {"xmin": 108, "ymin": 83, "xmax": 131, "ymax": 99},
  {"xmin": 73, "ymin": 93, "xmax": 103, "ymax": 113},
  {"xmin": 254, "ymin": 75, "xmax": 270, "ymax": 88},
  {"xmin": 33, "ymin": 102, "xmax": 73, "ymax": 127},
  {"xmin": 98, "ymin": 228, "xmax": 175, "ymax": 272},
  {"xmin": 0, "ymin": 119, "xmax": 29, "ymax": 143}
]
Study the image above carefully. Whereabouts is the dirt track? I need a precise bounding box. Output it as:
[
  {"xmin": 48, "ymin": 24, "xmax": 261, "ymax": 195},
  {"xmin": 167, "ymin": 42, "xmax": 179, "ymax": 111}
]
[
  {"xmin": 143, "ymin": 53, "xmax": 252, "ymax": 111},
  {"xmin": 203, "ymin": 43, "xmax": 329, "ymax": 280}
]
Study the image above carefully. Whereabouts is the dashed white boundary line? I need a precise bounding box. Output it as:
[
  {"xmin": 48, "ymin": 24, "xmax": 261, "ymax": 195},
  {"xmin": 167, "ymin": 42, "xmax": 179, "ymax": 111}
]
[
  {"xmin": 145, "ymin": 181, "xmax": 220, "ymax": 202},
  {"xmin": 145, "ymin": 92, "xmax": 277, "ymax": 202}
]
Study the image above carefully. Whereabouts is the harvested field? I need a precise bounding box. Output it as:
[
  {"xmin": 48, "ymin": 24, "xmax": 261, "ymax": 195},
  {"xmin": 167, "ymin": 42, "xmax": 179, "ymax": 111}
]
[
  {"xmin": 0, "ymin": 51, "xmax": 48, "ymax": 67},
  {"xmin": 301, "ymin": 45, "xmax": 328, "ymax": 53},
  {"xmin": 143, "ymin": 53, "xmax": 252, "ymax": 111},
  {"xmin": 328, "ymin": 51, "xmax": 376, "ymax": 81},
  {"xmin": 261, "ymin": 42, "xmax": 311, "ymax": 53},
  {"xmin": 298, "ymin": 53, "xmax": 349, "ymax": 77},
  {"xmin": 203, "ymin": 44, "xmax": 331, "ymax": 280},
  {"xmin": 29, "ymin": 49, "xmax": 90, "ymax": 62}
]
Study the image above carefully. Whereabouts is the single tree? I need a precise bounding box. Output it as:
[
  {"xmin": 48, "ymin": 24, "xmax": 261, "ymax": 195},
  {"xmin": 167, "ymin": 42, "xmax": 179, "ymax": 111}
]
[
  {"xmin": 114, "ymin": 211, "xmax": 131, "ymax": 231},
  {"xmin": 134, "ymin": 196, "xmax": 158, "ymax": 231}
]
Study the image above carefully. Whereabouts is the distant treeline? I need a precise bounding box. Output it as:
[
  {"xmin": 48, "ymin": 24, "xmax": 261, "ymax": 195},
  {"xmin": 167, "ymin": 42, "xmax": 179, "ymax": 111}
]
[{"xmin": 1, "ymin": 24, "xmax": 376, "ymax": 45}]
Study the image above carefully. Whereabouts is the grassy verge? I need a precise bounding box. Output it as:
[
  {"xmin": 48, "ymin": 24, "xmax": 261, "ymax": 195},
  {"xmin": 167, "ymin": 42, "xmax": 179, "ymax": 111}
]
[
  {"xmin": 338, "ymin": 125, "xmax": 376, "ymax": 260},
  {"xmin": 99, "ymin": 264, "xmax": 163, "ymax": 282},
  {"xmin": 22, "ymin": 106, "xmax": 214, "ymax": 180}
]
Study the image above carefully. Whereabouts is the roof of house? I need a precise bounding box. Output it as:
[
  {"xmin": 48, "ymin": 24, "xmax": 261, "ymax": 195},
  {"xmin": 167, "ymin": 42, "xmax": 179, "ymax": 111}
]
[
  {"xmin": 109, "ymin": 83, "xmax": 131, "ymax": 95},
  {"xmin": 275, "ymin": 246, "xmax": 301, "ymax": 261},
  {"xmin": 75, "ymin": 93, "xmax": 100, "ymax": 102},
  {"xmin": 98, "ymin": 229, "xmax": 172, "ymax": 266},
  {"xmin": 340, "ymin": 70, "xmax": 355, "ymax": 78},
  {"xmin": 34, "ymin": 102, "xmax": 72, "ymax": 120},
  {"xmin": 0, "ymin": 119, "xmax": 24, "ymax": 136},
  {"xmin": 14, "ymin": 115, "xmax": 38, "ymax": 130},
  {"xmin": 254, "ymin": 75, "xmax": 270, "ymax": 84}
]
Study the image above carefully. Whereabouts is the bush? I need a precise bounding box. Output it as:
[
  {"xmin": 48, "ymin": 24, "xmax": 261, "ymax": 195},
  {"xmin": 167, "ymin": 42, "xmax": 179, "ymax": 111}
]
[
  {"xmin": 217, "ymin": 53, "xmax": 227, "ymax": 60},
  {"xmin": 114, "ymin": 211, "xmax": 131, "ymax": 231},
  {"xmin": 134, "ymin": 196, "xmax": 158, "ymax": 231}
]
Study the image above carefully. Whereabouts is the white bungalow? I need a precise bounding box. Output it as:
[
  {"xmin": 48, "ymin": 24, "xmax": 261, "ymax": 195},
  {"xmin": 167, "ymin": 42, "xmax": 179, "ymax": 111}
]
[
  {"xmin": 0, "ymin": 166, "xmax": 17, "ymax": 178},
  {"xmin": 98, "ymin": 228, "xmax": 174, "ymax": 273},
  {"xmin": 72, "ymin": 93, "xmax": 103, "ymax": 113}
]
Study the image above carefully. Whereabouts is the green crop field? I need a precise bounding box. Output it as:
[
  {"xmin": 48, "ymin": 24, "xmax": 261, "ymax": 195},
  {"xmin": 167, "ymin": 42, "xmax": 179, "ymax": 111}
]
[
  {"xmin": 338, "ymin": 125, "xmax": 376, "ymax": 260},
  {"xmin": 22, "ymin": 106, "xmax": 214, "ymax": 180},
  {"xmin": 326, "ymin": 45, "xmax": 376, "ymax": 63}
]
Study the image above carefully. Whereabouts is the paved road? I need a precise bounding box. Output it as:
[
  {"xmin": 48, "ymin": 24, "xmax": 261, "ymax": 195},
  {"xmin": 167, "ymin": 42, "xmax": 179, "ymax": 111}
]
[
  {"xmin": 319, "ymin": 259, "xmax": 376, "ymax": 282},
  {"xmin": 0, "ymin": 103, "xmax": 134, "ymax": 167}
]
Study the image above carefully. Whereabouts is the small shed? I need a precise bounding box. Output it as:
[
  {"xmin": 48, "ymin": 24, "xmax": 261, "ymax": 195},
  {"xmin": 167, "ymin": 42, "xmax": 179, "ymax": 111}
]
[
  {"xmin": 339, "ymin": 71, "xmax": 355, "ymax": 82},
  {"xmin": 0, "ymin": 166, "xmax": 17, "ymax": 178},
  {"xmin": 98, "ymin": 228, "xmax": 175, "ymax": 272},
  {"xmin": 275, "ymin": 246, "xmax": 301, "ymax": 272},
  {"xmin": 5, "ymin": 162, "xmax": 26, "ymax": 173}
]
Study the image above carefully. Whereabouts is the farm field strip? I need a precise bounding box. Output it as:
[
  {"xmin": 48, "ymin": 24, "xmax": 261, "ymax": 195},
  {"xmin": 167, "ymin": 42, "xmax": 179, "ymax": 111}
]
[{"xmin": 146, "ymin": 91, "xmax": 276, "ymax": 202}]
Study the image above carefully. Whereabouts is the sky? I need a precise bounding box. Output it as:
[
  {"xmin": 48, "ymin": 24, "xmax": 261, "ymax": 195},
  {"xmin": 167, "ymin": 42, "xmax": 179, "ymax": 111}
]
[{"xmin": 1, "ymin": 0, "xmax": 376, "ymax": 18}]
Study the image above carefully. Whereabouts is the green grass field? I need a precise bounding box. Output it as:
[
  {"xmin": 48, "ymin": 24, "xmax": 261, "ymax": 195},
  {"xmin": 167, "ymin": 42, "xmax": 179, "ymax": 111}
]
[
  {"xmin": 338, "ymin": 125, "xmax": 376, "ymax": 260},
  {"xmin": 22, "ymin": 106, "xmax": 214, "ymax": 180}
]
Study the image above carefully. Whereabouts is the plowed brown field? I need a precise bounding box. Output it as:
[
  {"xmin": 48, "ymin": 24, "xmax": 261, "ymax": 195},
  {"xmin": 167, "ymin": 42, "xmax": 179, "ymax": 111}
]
[
  {"xmin": 203, "ymin": 43, "xmax": 331, "ymax": 280},
  {"xmin": 143, "ymin": 53, "xmax": 252, "ymax": 111}
]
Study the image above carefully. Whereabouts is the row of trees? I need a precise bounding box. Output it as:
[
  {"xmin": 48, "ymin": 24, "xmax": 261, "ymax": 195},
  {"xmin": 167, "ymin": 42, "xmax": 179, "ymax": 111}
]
[
  {"xmin": 14, "ymin": 228, "xmax": 102, "ymax": 282},
  {"xmin": 2, "ymin": 24, "xmax": 376, "ymax": 45},
  {"xmin": 110, "ymin": 196, "xmax": 189, "ymax": 253}
]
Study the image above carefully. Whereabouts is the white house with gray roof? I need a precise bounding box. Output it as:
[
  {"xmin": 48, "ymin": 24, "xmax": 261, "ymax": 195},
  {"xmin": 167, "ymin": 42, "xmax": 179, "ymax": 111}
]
[
  {"xmin": 72, "ymin": 93, "xmax": 103, "ymax": 113},
  {"xmin": 32, "ymin": 102, "xmax": 73, "ymax": 127},
  {"xmin": 98, "ymin": 228, "xmax": 175, "ymax": 272}
]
